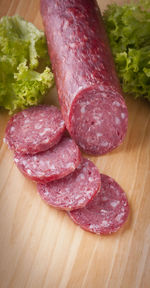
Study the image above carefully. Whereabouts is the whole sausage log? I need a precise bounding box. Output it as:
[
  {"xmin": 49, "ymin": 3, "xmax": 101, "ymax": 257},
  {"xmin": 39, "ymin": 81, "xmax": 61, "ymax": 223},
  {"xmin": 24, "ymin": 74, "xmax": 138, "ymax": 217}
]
[{"xmin": 41, "ymin": 0, "xmax": 128, "ymax": 155}]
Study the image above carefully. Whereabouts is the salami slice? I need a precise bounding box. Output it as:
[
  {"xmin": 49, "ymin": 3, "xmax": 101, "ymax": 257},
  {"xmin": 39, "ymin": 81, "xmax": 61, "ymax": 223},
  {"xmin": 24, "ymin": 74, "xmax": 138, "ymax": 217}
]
[
  {"xmin": 5, "ymin": 105, "xmax": 65, "ymax": 155},
  {"xmin": 41, "ymin": 0, "xmax": 128, "ymax": 155},
  {"xmin": 68, "ymin": 174, "xmax": 129, "ymax": 235},
  {"xmin": 37, "ymin": 158, "xmax": 101, "ymax": 211},
  {"xmin": 14, "ymin": 137, "xmax": 81, "ymax": 183}
]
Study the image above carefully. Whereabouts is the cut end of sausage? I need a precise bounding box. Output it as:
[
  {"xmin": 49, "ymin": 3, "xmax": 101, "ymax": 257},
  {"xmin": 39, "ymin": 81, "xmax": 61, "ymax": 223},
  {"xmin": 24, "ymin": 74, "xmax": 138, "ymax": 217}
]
[{"xmin": 70, "ymin": 85, "xmax": 128, "ymax": 155}]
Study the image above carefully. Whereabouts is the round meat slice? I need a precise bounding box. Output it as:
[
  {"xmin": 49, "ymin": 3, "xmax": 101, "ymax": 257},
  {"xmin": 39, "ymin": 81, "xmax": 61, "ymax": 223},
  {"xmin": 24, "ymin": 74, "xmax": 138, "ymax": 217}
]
[
  {"xmin": 14, "ymin": 137, "xmax": 81, "ymax": 183},
  {"xmin": 5, "ymin": 105, "xmax": 65, "ymax": 155},
  {"xmin": 37, "ymin": 158, "xmax": 101, "ymax": 210},
  {"xmin": 68, "ymin": 174, "xmax": 129, "ymax": 235}
]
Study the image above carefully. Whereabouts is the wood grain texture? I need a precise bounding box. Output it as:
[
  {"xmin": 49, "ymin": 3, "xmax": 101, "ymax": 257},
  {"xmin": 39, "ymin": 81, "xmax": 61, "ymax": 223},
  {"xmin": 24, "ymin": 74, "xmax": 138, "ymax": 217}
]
[{"xmin": 0, "ymin": 1, "xmax": 150, "ymax": 287}]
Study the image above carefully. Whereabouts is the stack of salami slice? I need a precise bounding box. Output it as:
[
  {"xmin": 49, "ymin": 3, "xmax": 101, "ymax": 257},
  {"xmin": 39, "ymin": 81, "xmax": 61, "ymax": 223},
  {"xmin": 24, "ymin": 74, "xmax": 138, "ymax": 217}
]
[{"xmin": 5, "ymin": 105, "xmax": 129, "ymax": 235}]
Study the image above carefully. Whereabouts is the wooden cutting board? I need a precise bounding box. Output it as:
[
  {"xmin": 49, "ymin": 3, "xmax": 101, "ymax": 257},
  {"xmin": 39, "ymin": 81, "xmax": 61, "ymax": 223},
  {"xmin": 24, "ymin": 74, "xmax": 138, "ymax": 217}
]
[{"xmin": 0, "ymin": 1, "xmax": 150, "ymax": 287}]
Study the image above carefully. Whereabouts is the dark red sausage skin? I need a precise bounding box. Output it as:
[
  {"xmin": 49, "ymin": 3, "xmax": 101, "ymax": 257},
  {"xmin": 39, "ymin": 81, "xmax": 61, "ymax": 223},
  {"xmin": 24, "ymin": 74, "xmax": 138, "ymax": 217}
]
[{"xmin": 41, "ymin": 0, "xmax": 128, "ymax": 155}]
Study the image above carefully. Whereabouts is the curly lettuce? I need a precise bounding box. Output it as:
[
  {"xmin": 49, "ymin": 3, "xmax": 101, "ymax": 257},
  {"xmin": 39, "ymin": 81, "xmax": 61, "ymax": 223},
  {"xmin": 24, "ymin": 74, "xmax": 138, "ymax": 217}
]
[
  {"xmin": 103, "ymin": 0, "xmax": 150, "ymax": 101},
  {"xmin": 0, "ymin": 15, "xmax": 54, "ymax": 113}
]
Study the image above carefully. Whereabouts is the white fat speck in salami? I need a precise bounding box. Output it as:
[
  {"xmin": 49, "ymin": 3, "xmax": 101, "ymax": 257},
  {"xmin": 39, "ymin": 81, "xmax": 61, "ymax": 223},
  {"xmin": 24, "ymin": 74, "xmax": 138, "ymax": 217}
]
[
  {"xmin": 37, "ymin": 159, "xmax": 101, "ymax": 211},
  {"xmin": 14, "ymin": 137, "xmax": 81, "ymax": 183},
  {"xmin": 68, "ymin": 174, "xmax": 129, "ymax": 235},
  {"xmin": 5, "ymin": 105, "xmax": 65, "ymax": 155}
]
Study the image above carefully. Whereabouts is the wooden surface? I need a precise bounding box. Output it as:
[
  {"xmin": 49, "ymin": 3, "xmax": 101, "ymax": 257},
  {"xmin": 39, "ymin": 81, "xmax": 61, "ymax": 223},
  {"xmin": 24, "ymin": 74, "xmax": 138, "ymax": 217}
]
[{"xmin": 0, "ymin": 0, "xmax": 150, "ymax": 287}]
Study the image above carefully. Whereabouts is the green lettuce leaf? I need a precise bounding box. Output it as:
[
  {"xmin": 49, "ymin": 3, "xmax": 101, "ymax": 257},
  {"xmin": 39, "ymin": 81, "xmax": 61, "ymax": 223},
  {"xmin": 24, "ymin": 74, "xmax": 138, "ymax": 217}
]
[
  {"xmin": 0, "ymin": 15, "xmax": 54, "ymax": 113},
  {"xmin": 103, "ymin": 0, "xmax": 150, "ymax": 101}
]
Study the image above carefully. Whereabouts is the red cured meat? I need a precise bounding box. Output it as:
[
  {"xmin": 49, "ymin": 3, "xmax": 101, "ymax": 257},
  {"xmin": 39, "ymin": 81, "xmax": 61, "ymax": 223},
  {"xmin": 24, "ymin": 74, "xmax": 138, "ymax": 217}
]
[
  {"xmin": 68, "ymin": 174, "xmax": 129, "ymax": 235},
  {"xmin": 5, "ymin": 105, "xmax": 65, "ymax": 155},
  {"xmin": 14, "ymin": 137, "xmax": 81, "ymax": 183},
  {"xmin": 40, "ymin": 0, "xmax": 128, "ymax": 155},
  {"xmin": 37, "ymin": 158, "xmax": 101, "ymax": 211}
]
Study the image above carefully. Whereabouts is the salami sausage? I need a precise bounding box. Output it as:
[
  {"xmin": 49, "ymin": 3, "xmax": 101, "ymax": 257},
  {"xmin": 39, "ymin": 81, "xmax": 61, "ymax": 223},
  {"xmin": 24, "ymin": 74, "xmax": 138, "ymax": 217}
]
[
  {"xmin": 14, "ymin": 137, "xmax": 81, "ymax": 183},
  {"xmin": 68, "ymin": 174, "xmax": 129, "ymax": 234},
  {"xmin": 5, "ymin": 105, "xmax": 65, "ymax": 155},
  {"xmin": 37, "ymin": 158, "xmax": 101, "ymax": 211},
  {"xmin": 40, "ymin": 0, "xmax": 128, "ymax": 155}
]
